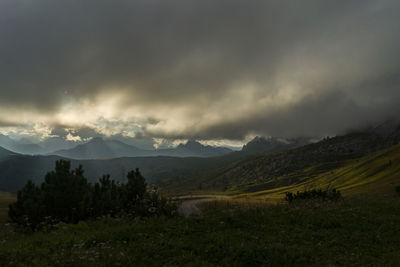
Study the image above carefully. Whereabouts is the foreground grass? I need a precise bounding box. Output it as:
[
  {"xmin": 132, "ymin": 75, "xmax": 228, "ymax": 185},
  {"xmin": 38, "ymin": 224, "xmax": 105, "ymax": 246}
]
[
  {"xmin": 0, "ymin": 196, "xmax": 399, "ymax": 266},
  {"xmin": 0, "ymin": 192, "xmax": 15, "ymax": 222},
  {"xmin": 0, "ymin": 192, "xmax": 15, "ymax": 240}
]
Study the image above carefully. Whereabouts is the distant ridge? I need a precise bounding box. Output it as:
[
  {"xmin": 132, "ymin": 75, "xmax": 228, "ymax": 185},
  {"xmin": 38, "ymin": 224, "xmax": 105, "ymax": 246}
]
[
  {"xmin": 51, "ymin": 137, "xmax": 152, "ymax": 159},
  {"xmin": 0, "ymin": 146, "xmax": 19, "ymax": 161},
  {"xmin": 0, "ymin": 134, "xmax": 43, "ymax": 155}
]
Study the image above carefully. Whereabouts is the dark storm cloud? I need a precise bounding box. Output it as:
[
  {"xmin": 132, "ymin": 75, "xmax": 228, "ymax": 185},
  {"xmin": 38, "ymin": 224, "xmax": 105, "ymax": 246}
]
[
  {"xmin": 193, "ymin": 90, "xmax": 400, "ymax": 140},
  {"xmin": 48, "ymin": 125, "xmax": 99, "ymax": 139},
  {"xmin": 0, "ymin": 120, "xmax": 23, "ymax": 128},
  {"xmin": 0, "ymin": 0, "xmax": 400, "ymax": 140}
]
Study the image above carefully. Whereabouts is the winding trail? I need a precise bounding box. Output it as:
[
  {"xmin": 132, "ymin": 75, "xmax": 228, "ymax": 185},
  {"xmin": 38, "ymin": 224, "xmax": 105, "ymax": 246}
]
[{"xmin": 176, "ymin": 195, "xmax": 230, "ymax": 217}]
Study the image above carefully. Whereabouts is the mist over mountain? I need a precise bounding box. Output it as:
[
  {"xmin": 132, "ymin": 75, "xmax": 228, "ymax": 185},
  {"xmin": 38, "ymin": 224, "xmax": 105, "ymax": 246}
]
[
  {"xmin": 0, "ymin": 134, "xmax": 44, "ymax": 155},
  {"xmin": 0, "ymin": 135, "xmax": 14, "ymax": 151},
  {"xmin": 50, "ymin": 138, "xmax": 233, "ymax": 159},
  {"xmin": 51, "ymin": 137, "xmax": 150, "ymax": 159}
]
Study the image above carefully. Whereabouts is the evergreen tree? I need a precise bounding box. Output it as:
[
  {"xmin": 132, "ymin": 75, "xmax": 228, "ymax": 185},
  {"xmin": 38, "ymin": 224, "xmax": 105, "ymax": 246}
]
[
  {"xmin": 123, "ymin": 168, "xmax": 147, "ymax": 212},
  {"xmin": 41, "ymin": 160, "xmax": 91, "ymax": 223},
  {"xmin": 8, "ymin": 160, "xmax": 174, "ymax": 231},
  {"xmin": 8, "ymin": 180, "xmax": 45, "ymax": 231}
]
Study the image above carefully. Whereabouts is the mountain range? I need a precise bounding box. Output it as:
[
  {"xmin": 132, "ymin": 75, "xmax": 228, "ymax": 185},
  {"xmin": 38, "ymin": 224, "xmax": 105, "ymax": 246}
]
[
  {"xmin": 51, "ymin": 138, "xmax": 233, "ymax": 159},
  {"xmin": 0, "ymin": 131, "xmax": 315, "ymax": 159},
  {"xmin": 50, "ymin": 135, "xmax": 315, "ymax": 159},
  {"xmin": 0, "ymin": 134, "xmax": 82, "ymax": 155},
  {"xmin": 0, "ymin": 135, "xmax": 312, "ymax": 192},
  {"xmin": 1, "ymin": 120, "xmax": 399, "ymax": 194},
  {"xmin": 0, "ymin": 134, "xmax": 236, "ymax": 159}
]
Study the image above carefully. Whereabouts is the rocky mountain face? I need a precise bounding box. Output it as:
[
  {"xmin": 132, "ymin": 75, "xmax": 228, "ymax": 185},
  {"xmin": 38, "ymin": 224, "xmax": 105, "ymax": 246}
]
[
  {"xmin": 157, "ymin": 140, "xmax": 233, "ymax": 157},
  {"xmin": 241, "ymin": 136, "xmax": 313, "ymax": 155}
]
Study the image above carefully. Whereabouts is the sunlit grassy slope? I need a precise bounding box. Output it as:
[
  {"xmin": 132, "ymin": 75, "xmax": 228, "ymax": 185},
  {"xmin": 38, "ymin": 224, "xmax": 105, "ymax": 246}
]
[{"xmin": 242, "ymin": 144, "xmax": 400, "ymax": 199}]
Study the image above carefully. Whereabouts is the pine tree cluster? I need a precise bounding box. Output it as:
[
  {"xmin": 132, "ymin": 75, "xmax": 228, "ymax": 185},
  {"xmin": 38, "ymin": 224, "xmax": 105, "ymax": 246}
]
[{"xmin": 8, "ymin": 160, "xmax": 175, "ymax": 231}]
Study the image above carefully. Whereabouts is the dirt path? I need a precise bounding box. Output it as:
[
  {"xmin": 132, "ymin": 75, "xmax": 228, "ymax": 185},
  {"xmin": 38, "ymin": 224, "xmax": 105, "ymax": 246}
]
[{"xmin": 177, "ymin": 195, "xmax": 230, "ymax": 217}]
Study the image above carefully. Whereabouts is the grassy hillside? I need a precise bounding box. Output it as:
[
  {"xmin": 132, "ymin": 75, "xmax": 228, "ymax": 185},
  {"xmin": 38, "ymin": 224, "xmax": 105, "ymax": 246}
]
[
  {"xmin": 158, "ymin": 130, "xmax": 400, "ymax": 196},
  {"xmin": 237, "ymin": 144, "xmax": 400, "ymax": 199}
]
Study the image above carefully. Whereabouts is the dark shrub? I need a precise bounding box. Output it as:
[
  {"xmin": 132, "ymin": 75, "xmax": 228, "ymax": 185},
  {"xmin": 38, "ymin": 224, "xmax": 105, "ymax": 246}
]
[
  {"xmin": 396, "ymin": 185, "xmax": 400, "ymax": 196},
  {"xmin": 285, "ymin": 188, "xmax": 342, "ymax": 203},
  {"xmin": 92, "ymin": 175, "xmax": 122, "ymax": 217},
  {"xmin": 144, "ymin": 186, "xmax": 177, "ymax": 217}
]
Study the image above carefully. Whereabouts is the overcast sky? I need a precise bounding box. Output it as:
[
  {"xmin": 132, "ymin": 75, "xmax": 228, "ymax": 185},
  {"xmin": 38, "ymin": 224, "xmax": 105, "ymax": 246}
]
[{"xmin": 0, "ymin": 0, "xmax": 399, "ymax": 147}]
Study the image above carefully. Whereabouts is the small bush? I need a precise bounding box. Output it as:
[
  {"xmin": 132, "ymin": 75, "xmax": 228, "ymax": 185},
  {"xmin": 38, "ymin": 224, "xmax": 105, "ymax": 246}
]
[
  {"xmin": 396, "ymin": 186, "xmax": 400, "ymax": 196},
  {"xmin": 285, "ymin": 188, "xmax": 342, "ymax": 203}
]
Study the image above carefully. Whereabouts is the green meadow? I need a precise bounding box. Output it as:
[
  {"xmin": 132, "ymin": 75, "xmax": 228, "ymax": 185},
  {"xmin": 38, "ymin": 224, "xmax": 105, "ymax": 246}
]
[{"xmin": 0, "ymin": 195, "xmax": 399, "ymax": 266}]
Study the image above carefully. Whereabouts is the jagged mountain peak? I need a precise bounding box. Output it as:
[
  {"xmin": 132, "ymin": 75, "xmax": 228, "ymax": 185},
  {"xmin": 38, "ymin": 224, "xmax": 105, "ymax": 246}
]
[
  {"xmin": 178, "ymin": 140, "xmax": 204, "ymax": 150},
  {"xmin": 242, "ymin": 136, "xmax": 312, "ymax": 155}
]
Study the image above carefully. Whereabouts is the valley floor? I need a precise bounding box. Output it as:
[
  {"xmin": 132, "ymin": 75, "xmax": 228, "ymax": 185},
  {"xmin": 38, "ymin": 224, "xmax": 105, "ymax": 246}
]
[{"xmin": 0, "ymin": 196, "xmax": 399, "ymax": 266}]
